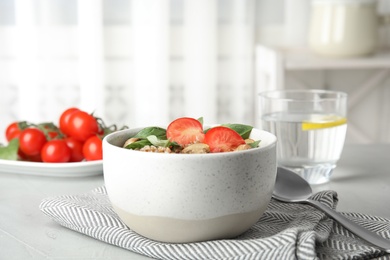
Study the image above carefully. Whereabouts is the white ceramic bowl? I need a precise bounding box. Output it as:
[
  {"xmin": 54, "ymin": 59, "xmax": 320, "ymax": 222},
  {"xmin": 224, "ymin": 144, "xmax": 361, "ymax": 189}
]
[{"xmin": 103, "ymin": 127, "xmax": 277, "ymax": 243}]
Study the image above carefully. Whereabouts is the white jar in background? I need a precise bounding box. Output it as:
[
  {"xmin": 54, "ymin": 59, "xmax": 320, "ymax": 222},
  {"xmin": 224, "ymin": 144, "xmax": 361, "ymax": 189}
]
[{"xmin": 308, "ymin": 0, "xmax": 379, "ymax": 57}]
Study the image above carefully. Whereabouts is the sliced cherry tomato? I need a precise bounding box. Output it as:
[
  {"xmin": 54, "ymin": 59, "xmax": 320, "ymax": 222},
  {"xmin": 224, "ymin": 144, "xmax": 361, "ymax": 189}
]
[
  {"xmin": 166, "ymin": 117, "xmax": 205, "ymax": 146},
  {"xmin": 6, "ymin": 122, "xmax": 21, "ymax": 142},
  {"xmin": 41, "ymin": 139, "xmax": 71, "ymax": 163},
  {"xmin": 67, "ymin": 110, "xmax": 99, "ymax": 142},
  {"xmin": 203, "ymin": 126, "xmax": 245, "ymax": 153},
  {"xmin": 59, "ymin": 107, "xmax": 80, "ymax": 136},
  {"xmin": 19, "ymin": 128, "xmax": 47, "ymax": 156},
  {"xmin": 83, "ymin": 135, "xmax": 102, "ymax": 161},
  {"xmin": 64, "ymin": 137, "xmax": 84, "ymax": 162}
]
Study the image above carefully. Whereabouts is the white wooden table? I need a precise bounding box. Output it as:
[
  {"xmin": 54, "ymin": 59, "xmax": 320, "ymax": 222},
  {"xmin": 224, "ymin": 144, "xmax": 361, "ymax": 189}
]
[{"xmin": 1, "ymin": 144, "xmax": 389, "ymax": 259}]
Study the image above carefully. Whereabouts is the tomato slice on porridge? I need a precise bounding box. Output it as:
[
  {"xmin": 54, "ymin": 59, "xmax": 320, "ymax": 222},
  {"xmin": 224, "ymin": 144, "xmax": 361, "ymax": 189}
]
[
  {"xmin": 204, "ymin": 126, "xmax": 245, "ymax": 153},
  {"xmin": 166, "ymin": 117, "xmax": 205, "ymax": 146}
]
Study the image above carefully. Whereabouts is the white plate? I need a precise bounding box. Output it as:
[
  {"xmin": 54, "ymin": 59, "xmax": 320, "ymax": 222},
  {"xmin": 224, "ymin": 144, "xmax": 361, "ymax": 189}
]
[{"xmin": 0, "ymin": 159, "xmax": 103, "ymax": 177}]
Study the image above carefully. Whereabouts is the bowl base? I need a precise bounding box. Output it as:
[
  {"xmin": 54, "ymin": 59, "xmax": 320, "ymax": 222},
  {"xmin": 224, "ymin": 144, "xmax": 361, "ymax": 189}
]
[{"xmin": 112, "ymin": 204, "xmax": 266, "ymax": 243}]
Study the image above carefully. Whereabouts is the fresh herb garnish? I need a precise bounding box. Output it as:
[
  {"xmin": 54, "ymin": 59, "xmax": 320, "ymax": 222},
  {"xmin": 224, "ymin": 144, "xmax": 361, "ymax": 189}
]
[
  {"xmin": 222, "ymin": 124, "xmax": 253, "ymax": 139},
  {"xmin": 125, "ymin": 139, "xmax": 153, "ymax": 150},
  {"xmin": 0, "ymin": 139, "xmax": 20, "ymax": 161},
  {"xmin": 147, "ymin": 135, "xmax": 174, "ymax": 148},
  {"xmin": 248, "ymin": 140, "xmax": 261, "ymax": 148},
  {"xmin": 133, "ymin": 127, "xmax": 167, "ymax": 139}
]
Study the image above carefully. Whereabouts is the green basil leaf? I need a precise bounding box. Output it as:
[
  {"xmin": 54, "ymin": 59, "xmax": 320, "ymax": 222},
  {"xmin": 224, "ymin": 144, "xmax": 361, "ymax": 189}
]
[
  {"xmin": 0, "ymin": 139, "xmax": 20, "ymax": 161},
  {"xmin": 147, "ymin": 135, "xmax": 170, "ymax": 147},
  {"xmin": 222, "ymin": 124, "xmax": 253, "ymax": 139},
  {"xmin": 133, "ymin": 127, "xmax": 166, "ymax": 139},
  {"xmin": 125, "ymin": 139, "xmax": 152, "ymax": 150},
  {"xmin": 249, "ymin": 140, "xmax": 261, "ymax": 148}
]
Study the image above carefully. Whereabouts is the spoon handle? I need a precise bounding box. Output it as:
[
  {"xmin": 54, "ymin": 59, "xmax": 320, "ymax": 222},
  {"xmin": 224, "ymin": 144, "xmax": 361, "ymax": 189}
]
[{"xmin": 306, "ymin": 199, "xmax": 390, "ymax": 253}]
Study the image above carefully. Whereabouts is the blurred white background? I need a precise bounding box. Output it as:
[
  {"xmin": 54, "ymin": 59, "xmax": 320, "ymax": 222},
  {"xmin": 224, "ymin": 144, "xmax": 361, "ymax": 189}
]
[{"xmin": 0, "ymin": 0, "xmax": 389, "ymax": 143}]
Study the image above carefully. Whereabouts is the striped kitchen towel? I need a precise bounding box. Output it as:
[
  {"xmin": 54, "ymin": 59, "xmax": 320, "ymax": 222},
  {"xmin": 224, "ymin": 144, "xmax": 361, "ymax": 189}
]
[{"xmin": 39, "ymin": 187, "xmax": 390, "ymax": 259}]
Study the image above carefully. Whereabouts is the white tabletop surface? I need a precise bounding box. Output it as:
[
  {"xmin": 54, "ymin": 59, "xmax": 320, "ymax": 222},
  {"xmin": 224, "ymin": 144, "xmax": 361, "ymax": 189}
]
[{"xmin": 1, "ymin": 144, "xmax": 389, "ymax": 259}]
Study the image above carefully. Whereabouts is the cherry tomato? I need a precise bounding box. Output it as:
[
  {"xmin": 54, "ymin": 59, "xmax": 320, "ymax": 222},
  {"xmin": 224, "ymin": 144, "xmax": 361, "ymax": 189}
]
[
  {"xmin": 41, "ymin": 123, "xmax": 61, "ymax": 140},
  {"xmin": 28, "ymin": 153, "xmax": 43, "ymax": 162},
  {"xmin": 5, "ymin": 122, "xmax": 21, "ymax": 142},
  {"xmin": 166, "ymin": 117, "xmax": 205, "ymax": 146},
  {"xmin": 203, "ymin": 126, "xmax": 245, "ymax": 153},
  {"xmin": 67, "ymin": 110, "xmax": 99, "ymax": 142},
  {"xmin": 83, "ymin": 135, "xmax": 102, "ymax": 161},
  {"xmin": 7, "ymin": 130, "xmax": 22, "ymax": 142},
  {"xmin": 19, "ymin": 151, "xmax": 43, "ymax": 162},
  {"xmin": 41, "ymin": 139, "xmax": 71, "ymax": 163},
  {"xmin": 19, "ymin": 128, "xmax": 47, "ymax": 156},
  {"xmin": 59, "ymin": 107, "xmax": 80, "ymax": 136},
  {"xmin": 47, "ymin": 131, "xmax": 59, "ymax": 139},
  {"xmin": 64, "ymin": 137, "xmax": 84, "ymax": 162}
]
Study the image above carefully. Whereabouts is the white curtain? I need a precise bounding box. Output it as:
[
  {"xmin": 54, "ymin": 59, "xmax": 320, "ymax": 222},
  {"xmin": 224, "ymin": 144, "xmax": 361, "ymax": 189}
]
[
  {"xmin": 2, "ymin": 0, "xmax": 390, "ymax": 143},
  {"xmin": 0, "ymin": 0, "xmax": 256, "ymax": 139}
]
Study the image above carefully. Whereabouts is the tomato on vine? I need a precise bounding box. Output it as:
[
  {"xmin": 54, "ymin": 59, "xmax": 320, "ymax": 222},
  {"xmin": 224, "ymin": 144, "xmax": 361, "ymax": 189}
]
[
  {"xmin": 19, "ymin": 128, "xmax": 47, "ymax": 156},
  {"xmin": 19, "ymin": 151, "xmax": 43, "ymax": 162},
  {"xmin": 59, "ymin": 107, "xmax": 79, "ymax": 136},
  {"xmin": 83, "ymin": 135, "xmax": 102, "ymax": 161},
  {"xmin": 1, "ymin": 107, "xmax": 127, "ymax": 163},
  {"xmin": 5, "ymin": 122, "xmax": 21, "ymax": 141},
  {"xmin": 67, "ymin": 110, "xmax": 99, "ymax": 142},
  {"xmin": 41, "ymin": 139, "xmax": 71, "ymax": 163},
  {"xmin": 64, "ymin": 137, "xmax": 84, "ymax": 162}
]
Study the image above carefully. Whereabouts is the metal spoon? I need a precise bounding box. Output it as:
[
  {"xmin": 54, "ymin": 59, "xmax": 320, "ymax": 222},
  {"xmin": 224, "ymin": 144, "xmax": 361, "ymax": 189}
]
[{"xmin": 273, "ymin": 167, "xmax": 390, "ymax": 253}]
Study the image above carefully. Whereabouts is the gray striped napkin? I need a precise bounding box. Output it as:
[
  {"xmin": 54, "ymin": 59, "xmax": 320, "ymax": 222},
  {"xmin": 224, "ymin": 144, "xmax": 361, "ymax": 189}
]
[{"xmin": 39, "ymin": 187, "xmax": 390, "ymax": 259}]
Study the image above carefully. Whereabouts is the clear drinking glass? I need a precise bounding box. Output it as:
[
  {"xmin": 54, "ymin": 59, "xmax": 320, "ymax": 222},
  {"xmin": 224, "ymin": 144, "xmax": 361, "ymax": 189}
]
[{"xmin": 259, "ymin": 89, "xmax": 348, "ymax": 185}]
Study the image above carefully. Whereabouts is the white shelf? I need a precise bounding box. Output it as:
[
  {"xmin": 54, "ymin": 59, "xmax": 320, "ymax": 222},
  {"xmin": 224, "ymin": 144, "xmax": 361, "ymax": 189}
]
[
  {"xmin": 255, "ymin": 44, "xmax": 390, "ymax": 144},
  {"xmin": 257, "ymin": 45, "xmax": 390, "ymax": 70}
]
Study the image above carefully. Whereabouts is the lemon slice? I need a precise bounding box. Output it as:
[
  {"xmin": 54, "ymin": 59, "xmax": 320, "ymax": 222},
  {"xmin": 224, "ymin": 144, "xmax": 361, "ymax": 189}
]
[{"xmin": 302, "ymin": 115, "xmax": 347, "ymax": 131}]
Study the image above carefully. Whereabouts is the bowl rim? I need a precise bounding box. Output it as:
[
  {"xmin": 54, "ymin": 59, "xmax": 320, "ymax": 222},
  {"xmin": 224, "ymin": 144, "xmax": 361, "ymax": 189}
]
[{"xmin": 103, "ymin": 126, "xmax": 277, "ymax": 158}]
